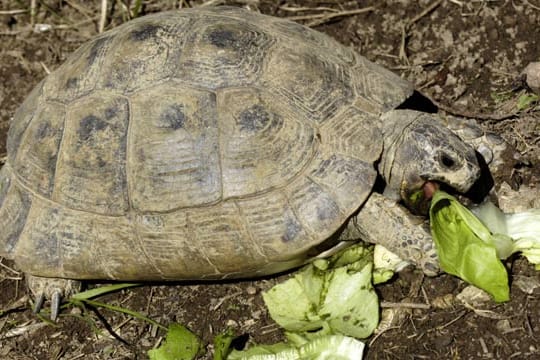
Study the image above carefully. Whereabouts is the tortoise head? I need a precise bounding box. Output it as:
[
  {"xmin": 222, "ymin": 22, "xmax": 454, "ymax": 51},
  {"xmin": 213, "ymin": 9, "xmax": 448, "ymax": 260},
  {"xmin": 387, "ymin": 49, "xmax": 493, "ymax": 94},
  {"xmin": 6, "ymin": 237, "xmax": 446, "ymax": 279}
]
[{"xmin": 379, "ymin": 110, "xmax": 480, "ymax": 213}]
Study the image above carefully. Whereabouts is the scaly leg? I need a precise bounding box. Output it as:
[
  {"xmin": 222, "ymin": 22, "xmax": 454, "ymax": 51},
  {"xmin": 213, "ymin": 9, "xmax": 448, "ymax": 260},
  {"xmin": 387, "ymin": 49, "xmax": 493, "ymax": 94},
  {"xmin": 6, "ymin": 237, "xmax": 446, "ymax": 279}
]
[{"xmin": 340, "ymin": 192, "xmax": 439, "ymax": 276}]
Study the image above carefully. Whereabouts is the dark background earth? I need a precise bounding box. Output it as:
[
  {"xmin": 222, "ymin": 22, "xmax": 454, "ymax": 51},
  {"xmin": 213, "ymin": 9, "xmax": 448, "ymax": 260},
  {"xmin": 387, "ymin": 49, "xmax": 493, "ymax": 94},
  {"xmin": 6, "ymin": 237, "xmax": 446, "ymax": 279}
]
[{"xmin": 1, "ymin": 0, "xmax": 539, "ymax": 359}]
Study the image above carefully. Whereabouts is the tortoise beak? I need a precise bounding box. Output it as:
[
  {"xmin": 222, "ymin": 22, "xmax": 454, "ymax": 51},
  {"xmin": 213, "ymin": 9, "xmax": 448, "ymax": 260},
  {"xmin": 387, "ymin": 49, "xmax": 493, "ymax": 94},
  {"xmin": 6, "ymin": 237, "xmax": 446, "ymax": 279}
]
[{"xmin": 401, "ymin": 180, "xmax": 439, "ymax": 215}]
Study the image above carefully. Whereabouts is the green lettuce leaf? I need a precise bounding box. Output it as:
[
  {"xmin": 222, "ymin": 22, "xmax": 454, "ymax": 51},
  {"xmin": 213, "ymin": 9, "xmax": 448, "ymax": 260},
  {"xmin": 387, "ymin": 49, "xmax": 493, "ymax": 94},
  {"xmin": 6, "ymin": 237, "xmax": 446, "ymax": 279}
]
[
  {"xmin": 372, "ymin": 245, "xmax": 410, "ymax": 284},
  {"xmin": 227, "ymin": 335, "xmax": 365, "ymax": 360},
  {"xmin": 506, "ymin": 210, "xmax": 540, "ymax": 269},
  {"xmin": 262, "ymin": 244, "xmax": 379, "ymax": 339},
  {"xmin": 429, "ymin": 191, "xmax": 510, "ymax": 302},
  {"xmin": 213, "ymin": 328, "xmax": 236, "ymax": 360},
  {"xmin": 148, "ymin": 324, "xmax": 203, "ymax": 360},
  {"xmin": 474, "ymin": 202, "xmax": 540, "ymax": 270}
]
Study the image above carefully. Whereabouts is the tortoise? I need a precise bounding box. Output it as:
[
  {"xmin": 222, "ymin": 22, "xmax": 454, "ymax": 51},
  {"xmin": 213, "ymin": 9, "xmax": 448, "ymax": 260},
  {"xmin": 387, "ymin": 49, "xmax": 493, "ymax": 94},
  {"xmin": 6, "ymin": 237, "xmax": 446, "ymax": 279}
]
[{"xmin": 0, "ymin": 6, "xmax": 491, "ymax": 318}]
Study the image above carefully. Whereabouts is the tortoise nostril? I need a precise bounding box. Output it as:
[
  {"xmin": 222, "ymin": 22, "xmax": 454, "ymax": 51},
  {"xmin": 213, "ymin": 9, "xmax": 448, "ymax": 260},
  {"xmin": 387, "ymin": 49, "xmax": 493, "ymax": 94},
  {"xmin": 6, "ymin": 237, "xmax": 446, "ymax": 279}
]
[{"xmin": 440, "ymin": 153, "xmax": 456, "ymax": 168}]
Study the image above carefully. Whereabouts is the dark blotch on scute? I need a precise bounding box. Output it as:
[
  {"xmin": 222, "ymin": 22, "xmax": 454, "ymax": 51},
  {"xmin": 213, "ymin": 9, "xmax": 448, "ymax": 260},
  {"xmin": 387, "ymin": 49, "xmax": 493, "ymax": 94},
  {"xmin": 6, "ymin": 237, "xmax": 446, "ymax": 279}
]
[
  {"xmin": 238, "ymin": 105, "xmax": 271, "ymax": 132},
  {"xmin": 65, "ymin": 77, "xmax": 78, "ymax": 89},
  {"xmin": 36, "ymin": 232, "xmax": 60, "ymax": 267},
  {"xmin": 2, "ymin": 186, "xmax": 32, "ymax": 255},
  {"xmin": 0, "ymin": 169, "xmax": 11, "ymax": 209},
  {"xmin": 105, "ymin": 105, "xmax": 119, "ymax": 120},
  {"xmin": 160, "ymin": 104, "xmax": 186, "ymax": 130},
  {"xmin": 130, "ymin": 23, "xmax": 161, "ymax": 41},
  {"xmin": 87, "ymin": 36, "xmax": 110, "ymax": 65},
  {"xmin": 317, "ymin": 205, "xmax": 334, "ymax": 221},
  {"xmin": 317, "ymin": 157, "xmax": 333, "ymax": 173},
  {"xmin": 78, "ymin": 115, "xmax": 108, "ymax": 141},
  {"xmin": 97, "ymin": 156, "xmax": 107, "ymax": 168},
  {"xmin": 281, "ymin": 216, "xmax": 302, "ymax": 243},
  {"xmin": 35, "ymin": 121, "xmax": 54, "ymax": 139},
  {"xmin": 137, "ymin": 148, "xmax": 146, "ymax": 162},
  {"xmin": 208, "ymin": 29, "xmax": 238, "ymax": 48}
]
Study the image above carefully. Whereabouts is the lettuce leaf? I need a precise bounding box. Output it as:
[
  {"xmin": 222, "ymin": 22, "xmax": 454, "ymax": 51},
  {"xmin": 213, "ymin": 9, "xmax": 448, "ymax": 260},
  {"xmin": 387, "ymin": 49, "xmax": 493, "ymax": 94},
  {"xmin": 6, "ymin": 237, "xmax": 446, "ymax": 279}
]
[
  {"xmin": 429, "ymin": 191, "xmax": 510, "ymax": 302},
  {"xmin": 262, "ymin": 244, "xmax": 378, "ymax": 339},
  {"xmin": 148, "ymin": 324, "xmax": 203, "ymax": 360},
  {"xmin": 474, "ymin": 202, "xmax": 540, "ymax": 270},
  {"xmin": 226, "ymin": 335, "xmax": 365, "ymax": 360}
]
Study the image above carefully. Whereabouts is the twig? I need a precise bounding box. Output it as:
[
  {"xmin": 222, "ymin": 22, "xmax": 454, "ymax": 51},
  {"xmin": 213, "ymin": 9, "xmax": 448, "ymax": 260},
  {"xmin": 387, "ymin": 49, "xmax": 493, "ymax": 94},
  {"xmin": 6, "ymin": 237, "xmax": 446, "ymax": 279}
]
[
  {"xmin": 0, "ymin": 9, "xmax": 28, "ymax": 15},
  {"xmin": 422, "ymin": 91, "xmax": 519, "ymax": 120},
  {"xmin": 112, "ymin": 316, "xmax": 134, "ymax": 333},
  {"xmin": 66, "ymin": 355, "xmax": 86, "ymax": 360},
  {"xmin": 46, "ymin": 17, "xmax": 100, "ymax": 31},
  {"xmin": 305, "ymin": 7, "xmax": 375, "ymax": 27},
  {"xmin": 0, "ymin": 258, "xmax": 20, "ymax": 275},
  {"xmin": 408, "ymin": 0, "xmax": 443, "ymax": 27},
  {"xmin": 479, "ymin": 337, "xmax": 489, "ymax": 354},
  {"xmin": 436, "ymin": 310, "xmax": 468, "ymax": 330},
  {"xmin": 30, "ymin": 0, "xmax": 37, "ymax": 27},
  {"xmin": 64, "ymin": 0, "xmax": 94, "ymax": 19},
  {"xmin": 523, "ymin": 0, "xmax": 540, "ymax": 11},
  {"xmin": 511, "ymin": 124, "xmax": 537, "ymax": 155},
  {"xmin": 399, "ymin": 25, "xmax": 408, "ymax": 63},
  {"xmin": 280, "ymin": 6, "xmax": 342, "ymax": 13},
  {"xmin": 146, "ymin": 286, "xmax": 154, "ymax": 314},
  {"xmin": 1, "ymin": 30, "xmax": 18, "ymax": 35},
  {"xmin": 369, "ymin": 325, "xmax": 400, "ymax": 346},
  {"xmin": 400, "ymin": 0, "xmax": 443, "ymax": 63},
  {"xmin": 380, "ymin": 301, "xmax": 430, "ymax": 309},
  {"xmin": 462, "ymin": 303, "xmax": 509, "ymax": 319},
  {"xmin": 39, "ymin": 61, "xmax": 51, "ymax": 75},
  {"xmin": 260, "ymin": 322, "xmax": 280, "ymax": 335},
  {"xmin": 286, "ymin": 7, "xmax": 375, "ymax": 27},
  {"xmin": 99, "ymin": 0, "xmax": 108, "ymax": 33},
  {"xmin": 210, "ymin": 290, "xmax": 243, "ymax": 311},
  {"xmin": 200, "ymin": 0, "xmax": 228, "ymax": 7},
  {"xmin": 525, "ymin": 314, "xmax": 534, "ymax": 337},
  {"xmin": 2, "ymin": 322, "xmax": 47, "ymax": 339}
]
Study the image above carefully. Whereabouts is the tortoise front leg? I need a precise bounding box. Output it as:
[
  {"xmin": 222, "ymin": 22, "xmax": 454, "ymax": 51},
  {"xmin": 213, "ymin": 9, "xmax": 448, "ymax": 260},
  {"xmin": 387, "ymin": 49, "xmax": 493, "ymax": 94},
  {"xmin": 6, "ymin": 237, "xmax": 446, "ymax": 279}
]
[{"xmin": 340, "ymin": 192, "xmax": 439, "ymax": 276}]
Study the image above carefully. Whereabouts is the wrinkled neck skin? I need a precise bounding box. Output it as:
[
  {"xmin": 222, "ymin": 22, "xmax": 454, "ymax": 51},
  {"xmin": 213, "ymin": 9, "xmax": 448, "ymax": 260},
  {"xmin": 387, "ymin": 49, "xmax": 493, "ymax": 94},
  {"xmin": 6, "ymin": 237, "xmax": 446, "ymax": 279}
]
[
  {"xmin": 379, "ymin": 111, "xmax": 419, "ymax": 202},
  {"xmin": 378, "ymin": 109, "xmax": 480, "ymax": 213}
]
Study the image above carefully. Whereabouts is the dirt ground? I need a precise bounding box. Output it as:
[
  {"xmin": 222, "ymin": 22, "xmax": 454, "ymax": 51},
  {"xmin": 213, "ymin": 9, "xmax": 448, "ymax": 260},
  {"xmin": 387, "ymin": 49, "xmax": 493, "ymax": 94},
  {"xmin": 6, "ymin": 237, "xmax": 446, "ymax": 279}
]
[{"xmin": 1, "ymin": 0, "xmax": 540, "ymax": 359}]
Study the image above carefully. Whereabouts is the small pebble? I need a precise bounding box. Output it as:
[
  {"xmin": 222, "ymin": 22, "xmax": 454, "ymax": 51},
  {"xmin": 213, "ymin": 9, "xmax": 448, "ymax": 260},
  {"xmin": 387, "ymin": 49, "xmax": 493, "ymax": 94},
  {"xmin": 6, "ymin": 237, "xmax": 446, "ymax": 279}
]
[
  {"xmin": 522, "ymin": 62, "xmax": 540, "ymax": 94},
  {"xmin": 503, "ymin": 15, "xmax": 517, "ymax": 26},
  {"xmin": 433, "ymin": 334, "xmax": 453, "ymax": 348},
  {"xmin": 431, "ymin": 293, "xmax": 455, "ymax": 309},
  {"xmin": 496, "ymin": 319, "xmax": 511, "ymax": 333},
  {"xmin": 456, "ymin": 285, "xmax": 491, "ymax": 307},
  {"xmin": 514, "ymin": 275, "xmax": 540, "ymax": 295},
  {"xmin": 226, "ymin": 319, "xmax": 239, "ymax": 328},
  {"xmin": 246, "ymin": 286, "xmax": 257, "ymax": 295},
  {"xmin": 140, "ymin": 338, "xmax": 152, "ymax": 347}
]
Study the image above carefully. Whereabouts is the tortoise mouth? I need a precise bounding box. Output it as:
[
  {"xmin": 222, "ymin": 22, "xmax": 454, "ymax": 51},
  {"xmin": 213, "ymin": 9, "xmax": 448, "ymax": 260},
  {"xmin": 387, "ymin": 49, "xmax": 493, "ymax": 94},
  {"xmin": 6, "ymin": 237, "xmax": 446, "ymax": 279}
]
[
  {"xmin": 402, "ymin": 180, "xmax": 439, "ymax": 215},
  {"xmin": 422, "ymin": 181, "xmax": 439, "ymax": 200}
]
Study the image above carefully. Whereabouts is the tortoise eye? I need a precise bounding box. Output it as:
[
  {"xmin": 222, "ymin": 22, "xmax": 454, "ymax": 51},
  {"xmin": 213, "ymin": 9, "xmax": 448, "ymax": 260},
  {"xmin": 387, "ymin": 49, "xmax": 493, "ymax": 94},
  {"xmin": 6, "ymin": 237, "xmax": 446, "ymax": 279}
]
[{"xmin": 439, "ymin": 152, "xmax": 457, "ymax": 169}]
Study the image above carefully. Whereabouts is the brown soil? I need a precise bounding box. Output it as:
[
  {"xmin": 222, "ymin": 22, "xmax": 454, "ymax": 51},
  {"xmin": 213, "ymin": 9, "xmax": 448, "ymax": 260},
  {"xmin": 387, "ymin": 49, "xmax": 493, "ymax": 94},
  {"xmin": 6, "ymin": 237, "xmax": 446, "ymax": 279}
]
[{"xmin": 1, "ymin": 1, "xmax": 539, "ymax": 359}]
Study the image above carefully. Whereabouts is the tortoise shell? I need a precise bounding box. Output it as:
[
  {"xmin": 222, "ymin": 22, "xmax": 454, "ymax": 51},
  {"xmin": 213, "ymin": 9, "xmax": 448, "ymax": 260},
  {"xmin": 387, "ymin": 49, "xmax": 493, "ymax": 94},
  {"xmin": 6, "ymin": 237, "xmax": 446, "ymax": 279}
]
[{"xmin": 0, "ymin": 6, "xmax": 413, "ymax": 280}]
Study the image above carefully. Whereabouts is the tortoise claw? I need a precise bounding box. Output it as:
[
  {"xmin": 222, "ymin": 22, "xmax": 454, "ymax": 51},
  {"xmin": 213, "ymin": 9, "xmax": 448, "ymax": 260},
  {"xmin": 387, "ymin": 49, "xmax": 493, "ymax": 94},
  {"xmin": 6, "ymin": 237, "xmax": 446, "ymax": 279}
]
[
  {"xmin": 32, "ymin": 289, "xmax": 62, "ymax": 321},
  {"xmin": 50, "ymin": 290, "xmax": 62, "ymax": 321},
  {"xmin": 26, "ymin": 275, "xmax": 81, "ymax": 320},
  {"xmin": 32, "ymin": 292, "xmax": 46, "ymax": 315}
]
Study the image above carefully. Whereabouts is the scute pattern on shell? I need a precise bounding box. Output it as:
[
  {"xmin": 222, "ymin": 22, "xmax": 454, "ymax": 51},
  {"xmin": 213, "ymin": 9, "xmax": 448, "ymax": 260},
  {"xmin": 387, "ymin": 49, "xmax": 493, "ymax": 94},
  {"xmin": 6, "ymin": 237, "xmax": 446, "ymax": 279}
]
[{"xmin": 0, "ymin": 6, "xmax": 413, "ymax": 280}]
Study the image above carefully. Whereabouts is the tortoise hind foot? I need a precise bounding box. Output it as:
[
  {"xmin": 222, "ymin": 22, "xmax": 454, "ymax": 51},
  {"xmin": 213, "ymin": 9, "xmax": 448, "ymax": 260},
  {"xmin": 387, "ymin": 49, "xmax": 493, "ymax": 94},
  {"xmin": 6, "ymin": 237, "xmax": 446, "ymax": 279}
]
[{"xmin": 26, "ymin": 275, "xmax": 81, "ymax": 321}]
